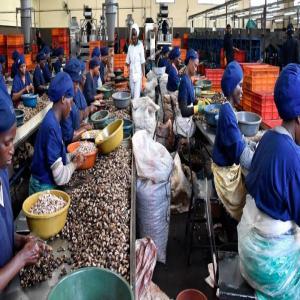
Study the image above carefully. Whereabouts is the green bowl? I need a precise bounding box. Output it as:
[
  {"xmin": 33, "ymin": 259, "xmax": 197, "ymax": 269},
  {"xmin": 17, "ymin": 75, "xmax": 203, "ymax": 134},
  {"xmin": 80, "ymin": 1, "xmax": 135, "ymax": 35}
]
[
  {"xmin": 48, "ymin": 267, "xmax": 133, "ymax": 300},
  {"xmin": 97, "ymin": 86, "xmax": 113, "ymax": 99},
  {"xmin": 90, "ymin": 110, "xmax": 109, "ymax": 129}
]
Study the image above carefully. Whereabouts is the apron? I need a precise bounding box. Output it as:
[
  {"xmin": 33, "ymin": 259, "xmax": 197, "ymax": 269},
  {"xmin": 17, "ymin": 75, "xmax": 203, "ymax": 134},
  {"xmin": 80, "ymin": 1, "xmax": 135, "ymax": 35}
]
[
  {"xmin": 211, "ymin": 162, "xmax": 246, "ymax": 221},
  {"xmin": 29, "ymin": 175, "xmax": 57, "ymax": 196}
]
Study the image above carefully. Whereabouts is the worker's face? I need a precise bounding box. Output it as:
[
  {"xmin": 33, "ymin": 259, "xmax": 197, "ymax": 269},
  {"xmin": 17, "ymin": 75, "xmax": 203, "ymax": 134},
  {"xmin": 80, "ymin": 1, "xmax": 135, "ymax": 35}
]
[
  {"xmin": 61, "ymin": 96, "xmax": 73, "ymax": 119},
  {"xmin": 19, "ymin": 64, "xmax": 26, "ymax": 75},
  {"xmin": 131, "ymin": 29, "xmax": 138, "ymax": 45},
  {"xmin": 102, "ymin": 56, "xmax": 108, "ymax": 65},
  {"xmin": 74, "ymin": 81, "xmax": 79, "ymax": 93},
  {"xmin": 93, "ymin": 66, "xmax": 100, "ymax": 77},
  {"xmin": 0, "ymin": 124, "xmax": 16, "ymax": 167},
  {"xmin": 81, "ymin": 74, "xmax": 86, "ymax": 86},
  {"xmin": 59, "ymin": 54, "xmax": 64, "ymax": 61},
  {"xmin": 232, "ymin": 80, "xmax": 243, "ymax": 104},
  {"xmin": 174, "ymin": 57, "xmax": 181, "ymax": 67},
  {"xmin": 188, "ymin": 58, "xmax": 199, "ymax": 76},
  {"xmin": 40, "ymin": 60, "xmax": 46, "ymax": 68},
  {"xmin": 226, "ymin": 26, "xmax": 232, "ymax": 34}
]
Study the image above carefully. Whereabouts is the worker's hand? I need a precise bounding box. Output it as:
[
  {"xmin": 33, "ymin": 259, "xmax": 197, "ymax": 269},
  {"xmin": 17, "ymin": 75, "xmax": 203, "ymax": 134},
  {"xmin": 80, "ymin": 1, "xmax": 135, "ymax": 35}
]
[
  {"xmin": 82, "ymin": 123, "xmax": 92, "ymax": 131},
  {"xmin": 18, "ymin": 241, "xmax": 41, "ymax": 267},
  {"xmin": 95, "ymin": 94, "xmax": 104, "ymax": 100},
  {"xmin": 142, "ymin": 76, "xmax": 147, "ymax": 90},
  {"xmin": 72, "ymin": 153, "xmax": 86, "ymax": 169}
]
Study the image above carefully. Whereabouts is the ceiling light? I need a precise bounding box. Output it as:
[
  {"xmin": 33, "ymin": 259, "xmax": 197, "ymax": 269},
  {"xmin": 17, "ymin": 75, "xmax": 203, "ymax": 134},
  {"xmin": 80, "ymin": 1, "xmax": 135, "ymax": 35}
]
[
  {"xmin": 267, "ymin": 14, "xmax": 274, "ymax": 19},
  {"xmin": 284, "ymin": 11, "xmax": 296, "ymax": 16},
  {"xmin": 274, "ymin": 18, "xmax": 283, "ymax": 23}
]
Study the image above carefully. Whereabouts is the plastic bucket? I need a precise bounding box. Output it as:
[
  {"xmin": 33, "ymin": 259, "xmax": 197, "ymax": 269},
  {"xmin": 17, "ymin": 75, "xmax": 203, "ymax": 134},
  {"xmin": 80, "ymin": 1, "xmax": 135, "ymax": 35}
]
[{"xmin": 176, "ymin": 289, "xmax": 207, "ymax": 300}]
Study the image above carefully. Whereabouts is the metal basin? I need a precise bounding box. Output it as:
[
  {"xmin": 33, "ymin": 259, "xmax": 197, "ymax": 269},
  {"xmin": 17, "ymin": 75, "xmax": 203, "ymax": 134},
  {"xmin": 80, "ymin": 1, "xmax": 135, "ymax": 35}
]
[
  {"xmin": 112, "ymin": 91, "xmax": 131, "ymax": 109},
  {"xmin": 15, "ymin": 109, "xmax": 25, "ymax": 127},
  {"xmin": 236, "ymin": 111, "xmax": 262, "ymax": 137}
]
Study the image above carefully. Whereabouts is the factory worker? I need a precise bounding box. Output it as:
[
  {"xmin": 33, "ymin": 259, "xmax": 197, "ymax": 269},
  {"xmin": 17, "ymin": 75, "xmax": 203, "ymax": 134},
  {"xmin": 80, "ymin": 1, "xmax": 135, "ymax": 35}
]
[
  {"xmin": 11, "ymin": 54, "xmax": 34, "ymax": 107},
  {"xmin": 167, "ymin": 47, "xmax": 181, "ymax": 93},
  {"xmin": 91, "ymin": 47, "xmax": 103, "ymax": 88},
  {"xmin": 61, "ymin": 59, "xmax": 91, "ymax": 145},
  {"xmin": 0, "ymin": 97, "xmax": 46, "ymax": 291},
  {"xmin": 0, "ymin": 55, "xmax": 8, "ymax": 95},
  {"xmin": 33, "ymin": 52, "xmax": 47, "ymax": 96},
  {"xmin": 212, "ymin": 61, "xmax": 254, "ymax": 221},
  {"xmin": 29, "ymin": 72, "xmax": 85, "ymax": 195},
  {"xmin": 158, "ymin": 45, "xmax": 170, "ymax": 71},
  {"xmin": 0, "ymin": 55, "xmax": 6, "ymax": 75},
  {"xmin": 11, "ymin": 50, "xmax": 20, "ymax": 79},
  {"xmin": 100, "ymin": 46, "xmax": 110, "ymax": 83},
  {"xmin": 41, "ymin": 45, "xmax": 52, "ymax": 83},
  {"xmin": 53, "ymin": 47, "xmax": 64, "ymax": 74},
  {"xmin": 83, "ymin": 57, "xmax": 104, "ymax": 106},
  {"xmin": 126, "ymin": 23, "xmax": 146, "ymax": 99},
  {"xmin": 238, "ymin": 64, "xmax": 300, "ymax": 299}
]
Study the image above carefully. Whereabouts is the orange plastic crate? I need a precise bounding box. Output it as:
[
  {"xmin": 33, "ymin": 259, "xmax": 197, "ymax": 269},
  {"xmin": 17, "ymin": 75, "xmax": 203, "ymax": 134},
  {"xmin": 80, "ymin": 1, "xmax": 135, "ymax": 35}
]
[
  {"xmin": 234, "ymin": 50, "xmax": 246, "ymax": 63},
  {"xmin": 243, "ymin": 75, "xmax": 278, "ymax": 93},
  {"xmin": 263, "ymin": 119, "xmax": 282, "ymax": 128},
  {"xmin": 180, "ymin": 49, "xmax": 187, "ymax": 61},
  {"xmin": 172, "ymin": 38, "xmax": 181, "ymax": 48},
  {"xmin": 242, "ymin": 92, "xmax": 252, "ymax": 110},
  {"xmin": 0, "ymin": 34, "xmax": 6, "ymax": 45},
  {"xmin": 52, "ymin": 28, "xmax": 68, "ymax": 36},
  {"xmin": 6, "ymin": 34, "xmax": 24, "ymax": 46},
  {"xmin": 243, "ymin": 64, "xmax": 279, "ymax": 77}
]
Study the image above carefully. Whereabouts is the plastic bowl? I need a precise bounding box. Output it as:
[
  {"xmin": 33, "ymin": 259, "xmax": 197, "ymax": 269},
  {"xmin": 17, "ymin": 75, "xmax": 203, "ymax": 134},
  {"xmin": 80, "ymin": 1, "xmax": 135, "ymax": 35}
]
[
  {"xmin": 123, "ymin": 118, "xmax": 133, "ymax": 136},
  {"xmin": 236, "ymin": 111, "xmax": 262, "ymax": 137},
  {"xmin": 204, "ymin": 103, "xmax": 222, "ymax": 127},
  {"xmin": 97, "ymin": 86, "xmax": 113, "ymax": 99},
  {"xmin": 21, "ymin": 93, "xmax": 38, "ymax": 108},
  {"xmin": 95, "ymin": 119, "xmax": 123, "ymax": 154},
  {"xmin": 14, "ymin": 109, "xmax": 25, "ymax": 127},
  {"xmin": 176, "ymin": 289, "xmax": 207, "ymax": 300},
  {"xmin": 67, "ymin": 141, "xmax": 98, "ymax": 170},
  {"xmin": 48, "ymin": 267, "xmax": 133, "ymax": 300},
  {"xmin": 90, "ymin": 110, "xmax": 109, "ymax": 129},
  {"xmin": 112, "ymin": 91, "xmax": 131, "ymax": 109},
  {"xmin": 22, "ymin": 190, "xmax": 70, "ymax": 240},
  {"xmin": 114, "ymin": 69, "xmax": 123, "ymax": 77}
]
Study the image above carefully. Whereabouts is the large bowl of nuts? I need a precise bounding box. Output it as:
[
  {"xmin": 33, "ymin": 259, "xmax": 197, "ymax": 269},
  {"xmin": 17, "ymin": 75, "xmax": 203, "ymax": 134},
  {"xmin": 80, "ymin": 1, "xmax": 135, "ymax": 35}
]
[
  {"xmin": 22, "ymin": 190, "xmax": 70, "ymax": 240},
  {"xmin": 67, "ymin": 141, "xmax": 98, "ymax": 170}
]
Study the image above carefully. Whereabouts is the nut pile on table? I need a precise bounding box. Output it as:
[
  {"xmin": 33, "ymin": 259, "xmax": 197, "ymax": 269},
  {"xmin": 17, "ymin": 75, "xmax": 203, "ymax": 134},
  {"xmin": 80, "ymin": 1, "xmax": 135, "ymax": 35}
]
[
  {"xmin": 18, "ymin": 97, "xmax": 49, "ymax": 122},
  {"xmin": 30, "ymin": 191, "xmax": 66, "ymax": 215},
  {"xmin": 106, "ymin": 101, "xmax": 131, "ymax": 120},
  {"xmin": 75, "ymin": 141, "xmax": 97, "ymax": 155}
]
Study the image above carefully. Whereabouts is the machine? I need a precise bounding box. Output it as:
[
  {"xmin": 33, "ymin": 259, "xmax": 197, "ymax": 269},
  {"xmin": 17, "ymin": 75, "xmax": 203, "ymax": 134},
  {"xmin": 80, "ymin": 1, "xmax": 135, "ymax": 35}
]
[
  {"xmin": 156, "ymin": 4, "xmax": 173, "ymax": 47},
  {"xmin": 144, "ymin": 18, "xmax": 156, "ymax": 60},
  {"xmin": 69, "ymin": 16, "xmax": 80, "ymax": 57}
]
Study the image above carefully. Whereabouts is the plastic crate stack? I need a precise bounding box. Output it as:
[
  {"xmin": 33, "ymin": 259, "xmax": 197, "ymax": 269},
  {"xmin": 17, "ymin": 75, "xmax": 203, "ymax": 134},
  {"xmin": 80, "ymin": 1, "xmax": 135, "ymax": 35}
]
[
  {"xmin": 88, "ymin": 40, "xmax": 107, "ymax": 57},
  {"xmin": 183, "ymin": 33, "xmax": 189, "ymax": 49},
  {"xmin": 51, "ymin": 28, "xmax": 70, "ymax": 58},
  {"xmin": 172, "ymin": 38, "xmax": 181, "ymax": 48},
  {"xmin": 7, "ymin": 34, "xmax": 24, "ymax": 74},
  {"xmin": 25, "ymin": 53, "xmax": 34, "ymax": 71},
  {"xmin": 204, "ymin": 68, "xmax": 224, "ymax": 92},
  {"xmin": 114, "ymin": 54, "xmax": 127, "ymax": 71},
  {"xmin": 234, "ymin": 50, "xmax": 246, "ymax": 63},
  {"xmin": 0, "ymin": 34, "xmax": 6, "ymax": 56}
]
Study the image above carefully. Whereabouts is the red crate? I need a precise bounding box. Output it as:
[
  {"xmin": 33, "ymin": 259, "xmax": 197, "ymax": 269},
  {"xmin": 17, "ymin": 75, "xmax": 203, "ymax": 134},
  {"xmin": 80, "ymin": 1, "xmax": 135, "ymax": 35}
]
[
  {"xmin": 234, "ymin": 50, "xmax": 246, "ymax": 63},
  {"xmin": 172, "ymin": 38, "xmax": 181, "ymax": 48},
  {"xmin": 263, "ymin": 119, "xmax": 282, "ymax": 128},
  {"xmin": 243, "ymin": 103, "xmax": 252, "ymax": 112},
  {"xmin": 243, "ymin": 75, "xmax": 278, "ymax": 93},
  {"xmin": 6, "ymin": 34, "xmax": 24, "ymax": 46},
  {"xmin": 52, "ymin": 28, "xmax": 68, "ymax": 36}
]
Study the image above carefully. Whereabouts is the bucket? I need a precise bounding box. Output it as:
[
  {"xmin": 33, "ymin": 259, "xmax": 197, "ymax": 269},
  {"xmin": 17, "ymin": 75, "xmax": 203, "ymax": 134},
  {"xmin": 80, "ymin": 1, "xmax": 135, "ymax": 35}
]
[{"xmin": 176, "ymin": 289, "xmax": 208, "ymax": 300}]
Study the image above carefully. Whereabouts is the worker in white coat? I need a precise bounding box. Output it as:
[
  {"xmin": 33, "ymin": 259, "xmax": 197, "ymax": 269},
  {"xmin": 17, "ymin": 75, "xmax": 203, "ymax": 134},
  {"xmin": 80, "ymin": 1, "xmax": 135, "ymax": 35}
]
[{"xmin": 126, "ymin": 23, "xmax": 146, "ymax": 99}]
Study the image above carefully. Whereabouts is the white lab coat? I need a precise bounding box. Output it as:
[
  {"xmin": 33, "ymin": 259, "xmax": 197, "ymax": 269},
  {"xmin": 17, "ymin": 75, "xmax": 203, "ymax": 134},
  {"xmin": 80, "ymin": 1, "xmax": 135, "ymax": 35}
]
[{"xmin": 126, "ymin": 41, "xmax": 145, "ymax": 99}]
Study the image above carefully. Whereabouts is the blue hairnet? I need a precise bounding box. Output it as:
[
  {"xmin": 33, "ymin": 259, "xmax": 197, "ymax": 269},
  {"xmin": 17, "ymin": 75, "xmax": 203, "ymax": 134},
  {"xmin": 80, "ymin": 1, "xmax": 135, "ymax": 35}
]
[
  {"xmin": 92, "ymin": 47, "xmax": 101, "ymax": 58},
  {"xmin": 89, "ymin": 57, "xmax": 100, "ymax": 69},
  {"xmin": 0, "ymin": 55, "xmax": 6, "ymax": 64},
  {"xmin": 161, "ymin": 45, "xmax": 170, "ymax": 55},
  {"xmin": 48, "ymin": 72, "xmax": 74, "ymax": 103},
  {"xmin": 169, "ymin": 47, "xmax": 181, "ymax": 60},
  {"xmin": 42, "ymin": 45, "xmax": 51, "ymax": 55},
  {"xmin": 36, "ymin": 52, "xmax": 46, "ymax": 62},
  {"xmin": 185, "ymin": 49, "xmax": 198, "ymax": 65},
  {"xmin": 16, "ymin": 54, "xmax": 25, "ymax": 68},
  {"xmin": 0, "ymin": 91, "xmax": 16, "ymax": 132},
  {"xmin": 221, "ymin": 61, "xmax": 243, "ymax": 97},
  {"xmin": 100, "ymin": 47, "xmax": 109, "ymax": 57},
  {"xmin": 56, "ymin": 47, "xmax": 64, "ymax": 57},
  {"xmin": 12, "ymin": 50, "xmax": 20, "ymax": 61},
  {"xmin": 64, "ymin": 58, "xmax": 82, "ymax": 82}
]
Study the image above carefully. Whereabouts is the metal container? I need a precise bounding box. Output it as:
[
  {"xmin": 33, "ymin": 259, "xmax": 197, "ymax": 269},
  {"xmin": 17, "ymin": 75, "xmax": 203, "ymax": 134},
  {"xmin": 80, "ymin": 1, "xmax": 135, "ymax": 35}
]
[
  {"xmin": 14, "ymin": 109, "xmax": 25, "ymax": 127},
  {"xmin": 90, "ymin": 110, "xmax": 110, "ymax": 129},
  {"xmin": 236, "ymin": 111, "xmax": 262, "ymax": 137},
  {"xmin": 112, "ymin": 92, "xmax": 131, "ymax": 109}
]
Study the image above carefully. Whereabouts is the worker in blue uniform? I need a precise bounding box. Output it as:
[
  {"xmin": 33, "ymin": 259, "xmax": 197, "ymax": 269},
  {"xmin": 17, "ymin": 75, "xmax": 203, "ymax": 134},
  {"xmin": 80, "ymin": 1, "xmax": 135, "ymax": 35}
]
[
  {"xmin": 0, "ymin": 55, "xmax": 8, "ymax": 95},
  {"xmin": 11, "ymin": 50, "xmax": 20, "ymax": 79},
  {"xmin": 281, "ymin": 23, "xmax": 299, "ymax": 68},
  {"xmin": 0, "ymin": 55, "xmax": 6, "ymax": 75},
  {"xmin": 61, "ymin": 58, "xmax": 92, "ymax": 145},
  {"xmin": 53, "ymin": 47, "xmax": 64, "ymax": 74},
  {"xmin": 41, "ymin": 45, "xmax": 52, "ymax": 83},
  {"xmin": 157, "ymin": 45, "xmax": 170, "ymax": 71},
  {"xmin": 238, "ymin": 64, "xmax": 300, "ymax": 299},
  {"xmin": 0, "ymin": 95, "xmax": 46, "ymax": 291},
  {"xmin": 11, "ymin": 54, "xmax": 34, "ymax": 107},
  {"xmin": 100, "ymin": 46, "xmax": 109, "ymax": 83},
  {"xmin": 83, "ymin": 57, "xmax": 104, "ymax": 106},
  {"xmin": 167, "ymin": 47, "xmax": 181, "ymax": 93},
  {"xmin": 29, "ymin": 72, "xmax": 85, "ymax": 195},
  {"xmin": 212, "ymin": 61, "xmax": 254, "ymax": 222},
  {"xmin": 33, "ymin": 52, "xmax": 47, "ymax": 96},
  {"xmin": 91, "ymin": 47, "xmax": 103, "ymax": 88}
]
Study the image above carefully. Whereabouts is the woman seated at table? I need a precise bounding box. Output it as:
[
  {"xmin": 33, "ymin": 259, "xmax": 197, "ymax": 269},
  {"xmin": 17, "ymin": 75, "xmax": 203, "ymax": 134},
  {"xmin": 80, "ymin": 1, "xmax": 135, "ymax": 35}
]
[
  {"xmin": 238, "ymin": 64, "xmax": 300, "ymax": 299},
  {"xmin": 167, "ymin": 47, "xmax": 181, "ymax": 93},
  {"xmin": 11, "ymin": 54, "xmax": 34, "ymax": 107},
  {"xmin": 100, "ymin": 47, "xmax": 110, "ymax": 83},
  {"xmin": 0, "ymin": 94, "xmax": 46, "ymax": 291},
  {"xmin": 29, "ymin": 72, "xmax": 85, "ymax": 195},
  {"xmin": 212, "ymin": 61, "xmax": 254, "ymax": 221},
  {"xmin": 11, "ymin": 50, "xmax": 19, "ymax": 79},
  {"xmin": 53, "ymin": 47, "xmax": 64, "ymax": 74},
  {"xmin": 33, "ymin": 52, "xmax": 48, "ymax": 96},
  {"xmin": 41, "ymin": 45, "xmax": 52, "ymax": 83},
  {"xmin": 83, "ymin": 57, "xmax": 104, "ymax": 106},
  {"xmin": 158, "ymin": 45, "xmax": 170, "ymax": 71}
]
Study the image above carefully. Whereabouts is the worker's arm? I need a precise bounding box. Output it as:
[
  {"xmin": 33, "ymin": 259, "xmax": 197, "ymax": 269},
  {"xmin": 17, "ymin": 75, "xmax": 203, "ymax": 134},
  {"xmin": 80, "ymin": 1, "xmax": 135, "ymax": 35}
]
[{"xmin": 12, "ymin": 88, "xmax": 26, "ymax": 102}]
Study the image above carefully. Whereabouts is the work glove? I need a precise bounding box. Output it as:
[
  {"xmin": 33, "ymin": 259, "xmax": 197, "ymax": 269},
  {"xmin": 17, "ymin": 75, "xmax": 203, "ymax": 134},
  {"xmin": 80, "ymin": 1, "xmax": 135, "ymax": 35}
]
[{"xmin": 194, "ymin": 103, "xmax": 205, "ymax": 114}]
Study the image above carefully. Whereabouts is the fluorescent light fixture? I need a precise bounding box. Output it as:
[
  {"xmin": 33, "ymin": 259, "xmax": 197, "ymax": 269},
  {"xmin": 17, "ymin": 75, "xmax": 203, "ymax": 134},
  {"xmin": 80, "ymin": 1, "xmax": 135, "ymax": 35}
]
[
  {"xmin": 268, "ymin": 7, "xmax": 281, "ymax": 12},
  {"xmin": 274, "ymin": 18, "xmax": 283, "ymax": 23},
  {"xmin": 253, "ymin": 9, "xmax": 263, "ymax": 14},
  {"xmin": 284, "ymin": 11, "xmax": 296, "ymax": 16},
  {"xmin": 267, "ymin": 14, "xmax": 274, "ymax": 19},
  {"xmin": 295, "ymin": 1, "xmax": 300, "ymax": 5}
]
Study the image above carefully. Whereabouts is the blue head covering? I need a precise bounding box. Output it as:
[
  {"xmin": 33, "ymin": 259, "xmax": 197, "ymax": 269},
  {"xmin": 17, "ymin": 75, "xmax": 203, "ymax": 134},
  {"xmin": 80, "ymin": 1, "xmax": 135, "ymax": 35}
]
[
  {"xmin": 0, "ymin": 55, "xmax": 5, "ymax": 64},
  {"xmin": 275, "ymin": 63, "xmax": 300, "ymax": 120},
  {"xmin": 221, "ymin": 61, "xmax": 243, "ymax": 97},
  {"xmin": 89, "ymin": 57, "xmax": 100, "ymax": 69},
  {"xmin": 42, "ymin": 45, "xmax": 51, "ymax": 55},
  {"xmin": 56, "ymin": 47, "xmax": 64, "ymax": 57},
  {"xmin": 48, "ymin": 72, "xmax": 74, "ymax": 103},
  {"xmin": 185, "ymin": 49, "xmax": 198, "ymax": 65},
  {"xmin": 64, "ymin": 58, "xmax": 82, "ymax": 82},
  {"xmin": 12, "ymin": 50, "xmax": 19, "ymax": 61},
  {"xmin": 92, "ymin": 47, "xmax": 101, "ymax": 58},
  {"xmin": 162, "ymin": 45, "xmax": 170, "ymax": 55},
  {"xmin": 16, "ymin": 54, "xmax": 25, "ymax": 68},
  {"xmin": 169, "ymin": 47, "xmax": 181, "ymax": 60},
  {"xmin": 100, "ymin": 47, "xmax": 109, "ymax": 57},
  {"xmin": 36, "ymin": 52, "xmax": 46, "ymax": 62},
  {"xmin": 0, "ymin": 95, "xmax": 16, "ymax": 132}
]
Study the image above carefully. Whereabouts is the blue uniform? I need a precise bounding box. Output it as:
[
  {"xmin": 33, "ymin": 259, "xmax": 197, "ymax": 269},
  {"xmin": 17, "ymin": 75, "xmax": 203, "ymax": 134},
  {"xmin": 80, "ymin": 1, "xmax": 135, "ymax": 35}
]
[
  {"xmin": 11, "ymin": 62, "xmax": 19, "ymax": 79},
  {"xmin": 212, "ymin": 102, "xmax": 245, "ymax": 167},
  {"xmin": 100, "ymin": 62, "xmax": 105, "ymax": 84},
  {"xmin": 11, "ymin": 71, "xmax": 32, "ymax": 97},
  {"xmin": 42, "ymin": 63, "xmax": 52, "ymax": 83},
  {"xmin": 0, "ymin": 65, "xmax": 8, "ymax": 96},
  {"xmin": 167, "ymin": 64, "xmax": 180, "ymax": 92},
  {"xmin": 0, "ymin": 168, "xmax": 14, "ymax": 268},
  {"xmin": 83, "ymin": 72, "xmax": 97, "ymax": 105},
  {"xmin": 61, "ymin": 103, "xmax": 80, "ymax": 145},
  {"xmin": 246, "ymin": 130, "xmax": 300, "ymax": 225},
  {"xmin": 53, "ymin": 60, "xmax": 62, "ymax": 74},
  {"xmin": 33, "ymin": 65, "xmax": 46, "ymax": 94},
  {"xmin": 74, "ymin": 88, "xmax": 88, "ymax": 111},
  {"xmin": 31, "ymin": 109, "xmax": 67, "ymax": 186},
  {"xmin": 158, "ymin": 57, "xmax": 170, "ymax": 70}
]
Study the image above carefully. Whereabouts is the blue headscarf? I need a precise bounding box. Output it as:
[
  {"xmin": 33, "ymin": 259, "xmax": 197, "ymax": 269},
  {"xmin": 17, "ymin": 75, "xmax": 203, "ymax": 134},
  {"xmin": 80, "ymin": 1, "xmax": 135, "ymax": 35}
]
[
  {"xmin": 100, "ymin": 47, "xmax": 109, "ymax": 57},
  {"xmin": 185, "ymin": 49, "xmax": 198, "ymax": 65},
  {"xmin": 92, "ymin": 47, "xmax": 101, "ymax": 58},
  {"xmin": 0, "ymin": 55, "xmax": 5, "ymax": 64},
  {"xmin": 36, "ymin": 52, "xmax": 46, "ymax": 62},
  {"xmin": 12, "ymin": 50, "xmax": 19, "ymax": 61},
  {"xmin": 48, "ymin": 72, "xmax": 74, "ymax": 103},
  {"xmin": 42, "ymin": 45, "xmax": 51, "ymax": 55},
  {"xmin": 0, "ymin": 94, "xmax": 16, "ymax": 132},
  {"xmin": 169, "ymin": 47, "xmax": 181, "ymax": 60},
  {"xmin": 56, "ymin": 47, "xmax": 64, "ymax": 57},
  {"xmin": 221, "ymin": 61, "xmax": 243, "ymax": 97},
  {"xmin": 162, "ymin": 45, "xmax": 170, "ymax": 55},
  {"xmin": 64, "ymin": 58, "xmax": 82, "ymax": 82},
  {"xmin": 275, "ymin": 63, "xmax": 300, "ymax": 120},
  {"xmin": 89, "ymin": 57, "xmax": 100, "ymax": 69},
  {"xmin": 16, "ymin": 54, "xmax": 25, "ymax": 68}
]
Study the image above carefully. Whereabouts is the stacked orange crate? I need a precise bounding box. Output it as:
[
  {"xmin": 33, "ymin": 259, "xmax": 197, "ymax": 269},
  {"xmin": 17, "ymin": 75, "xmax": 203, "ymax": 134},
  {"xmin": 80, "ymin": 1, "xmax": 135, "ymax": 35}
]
[
  {"xmin": 180, "ymin": 49, "xmax": 187, "ymax": 61},
  {"xmin": 0, "ymin": 34, "xmax": 6, "ymax": 55},
  {"xmin": 183, "ymin": 33, "xmax": 189, "ymax": 49},
  {"xmin": 114, "ymin": 54, "xmax": 127, "ymax": 72},
  {"xmin": 31, "ymin": 44, "xmax": 38, "ymax": 62},
  {"xmin": 25, "ymin": 53, "xmax": 34, "ymax": 71},
  {"xmin": 172, "ymin": 38, "xmax": 181, "ymax": 48},
  {"xmin": 51, "ymin": 28, "xmax": 70, "ymax": 58},
  {"xmin": 204, "ymin": 68, "xmax": 224, "ymax": 92},
  {"xmin": 7, "ymin": 34, "xmax": 24, "ymax": 74}
]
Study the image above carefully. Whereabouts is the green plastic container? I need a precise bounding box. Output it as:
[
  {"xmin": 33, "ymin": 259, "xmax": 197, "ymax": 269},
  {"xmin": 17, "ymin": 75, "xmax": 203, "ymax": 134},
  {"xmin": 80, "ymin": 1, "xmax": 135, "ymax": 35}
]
[{"xmin": 48, "ymin": 267, "xmax": 133, "ymax": 300}]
